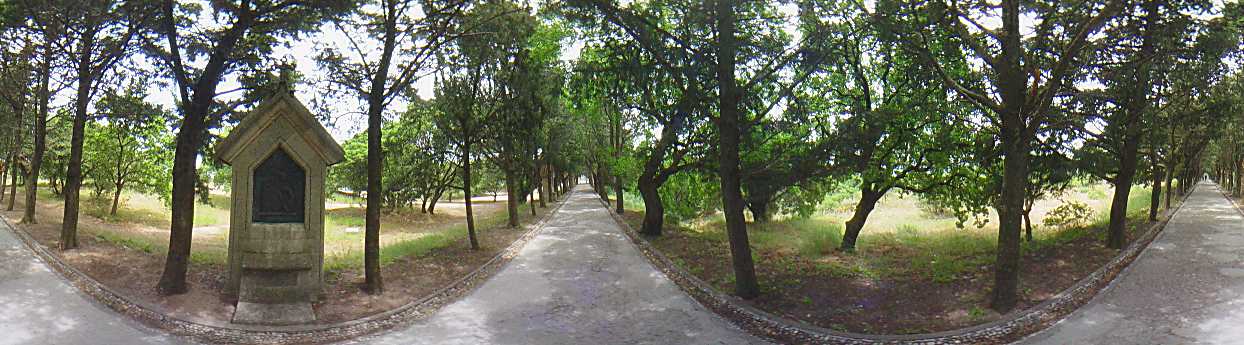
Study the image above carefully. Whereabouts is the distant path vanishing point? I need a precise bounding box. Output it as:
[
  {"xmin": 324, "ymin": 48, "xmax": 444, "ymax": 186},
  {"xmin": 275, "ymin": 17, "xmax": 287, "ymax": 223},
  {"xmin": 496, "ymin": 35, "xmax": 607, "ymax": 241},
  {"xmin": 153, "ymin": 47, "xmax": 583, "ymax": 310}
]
[{"xmin": 342, "ymin": 185, "xmax": 766, "ymax": 345}]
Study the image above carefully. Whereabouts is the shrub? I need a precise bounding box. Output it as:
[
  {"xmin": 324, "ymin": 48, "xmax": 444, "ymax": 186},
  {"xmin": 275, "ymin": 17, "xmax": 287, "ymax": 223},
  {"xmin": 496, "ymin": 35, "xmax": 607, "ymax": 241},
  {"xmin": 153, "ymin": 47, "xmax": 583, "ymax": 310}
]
[
  {"xmin": 1043, "ymin": 200, "xmax": 1094, "ymax": 229},
  {"xmin": 659, "ymin": 172, "xmax": 721, "ymax": 222}
]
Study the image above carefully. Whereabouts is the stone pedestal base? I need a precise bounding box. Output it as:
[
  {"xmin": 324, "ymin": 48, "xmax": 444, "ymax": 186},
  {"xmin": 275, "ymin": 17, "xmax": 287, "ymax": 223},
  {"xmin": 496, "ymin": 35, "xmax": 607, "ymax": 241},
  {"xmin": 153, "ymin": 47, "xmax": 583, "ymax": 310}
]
[{"xmin": 232, "ymin": 301, "xmax": 316, "ymax": 325}]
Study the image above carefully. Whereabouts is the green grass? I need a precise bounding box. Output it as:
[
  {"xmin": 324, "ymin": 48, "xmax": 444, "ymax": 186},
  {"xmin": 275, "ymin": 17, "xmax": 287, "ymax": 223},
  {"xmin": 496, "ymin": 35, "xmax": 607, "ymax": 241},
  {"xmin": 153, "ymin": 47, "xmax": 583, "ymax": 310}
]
[
  {"xmin": 321, "ymin": 203, "xmax": 545, "ymax": 272},
  {"xmin": 29, "ymin": 185, "xmax": 547, "ymax": 272},
  {"xmin": 653, "ymin": 182, "xmax": 1167, "ymax": 285}
]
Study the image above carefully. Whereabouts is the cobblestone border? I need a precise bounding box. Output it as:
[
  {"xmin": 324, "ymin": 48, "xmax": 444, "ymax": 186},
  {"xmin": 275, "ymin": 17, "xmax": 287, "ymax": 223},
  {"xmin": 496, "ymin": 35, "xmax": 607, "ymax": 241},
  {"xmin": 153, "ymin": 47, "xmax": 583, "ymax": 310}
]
[
  {"xmin": 0, "ymin": 192, "xmax": 571, "ymax": 345},
  {"xmin": 599, "ymin": 186, "xmax": 1194, "ymax": 345}
]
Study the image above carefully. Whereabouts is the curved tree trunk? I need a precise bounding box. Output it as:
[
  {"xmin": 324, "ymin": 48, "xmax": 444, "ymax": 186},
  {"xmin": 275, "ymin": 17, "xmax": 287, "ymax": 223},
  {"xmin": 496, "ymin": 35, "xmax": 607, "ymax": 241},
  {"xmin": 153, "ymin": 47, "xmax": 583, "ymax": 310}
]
[
  {"xmin": 841, "ymin": 187, "xmax": 884, "ymax": 251},
  {"xmin": 637, "ymin": 172, "xmax": 664, "ymax": 236},
  {"xmin": 110, "ymin": 182, "xmax": 124, "ymax": 216},
  {"xmin": 1023, "ymin": 201, "xmax": 1034, "ymax": 242}
]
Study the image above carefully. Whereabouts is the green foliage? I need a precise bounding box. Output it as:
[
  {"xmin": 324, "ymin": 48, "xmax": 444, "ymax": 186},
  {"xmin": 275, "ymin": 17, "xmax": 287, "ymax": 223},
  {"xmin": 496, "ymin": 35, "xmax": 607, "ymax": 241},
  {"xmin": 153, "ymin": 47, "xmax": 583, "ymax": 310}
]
[
  {"xmin": 1043, "ymin": 200, "xmax": 1095, "ymax": 229},
  {"xmin": 775, "ymin": 180, "xmax": 835, "ymax": 219},
  {"xmin": 82, "ymin": 84, "xmax": 175, "ymax": 210},
  {"xmin": 331, "ymin": 101, "xmax": 460, "ymax": 211},
  {"xmin": 659, "ymin": 172, "xmax": 721, "ymax": 222}
]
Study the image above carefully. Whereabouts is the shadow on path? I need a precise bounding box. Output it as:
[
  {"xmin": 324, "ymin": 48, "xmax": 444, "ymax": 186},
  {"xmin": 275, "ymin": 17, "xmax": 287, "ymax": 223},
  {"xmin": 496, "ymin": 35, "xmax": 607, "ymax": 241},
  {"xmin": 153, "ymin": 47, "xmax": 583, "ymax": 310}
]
[
  {"xmin": 0, "ymin": 217, "xmax": 192, "ymax": 345},
  {"xmin": 1019, "ymin": 181, "xmax": 1244, "ymax": 344},
  {"xmin": 342, "ymin": 185, "xmax": 765, "ymax": 345}
]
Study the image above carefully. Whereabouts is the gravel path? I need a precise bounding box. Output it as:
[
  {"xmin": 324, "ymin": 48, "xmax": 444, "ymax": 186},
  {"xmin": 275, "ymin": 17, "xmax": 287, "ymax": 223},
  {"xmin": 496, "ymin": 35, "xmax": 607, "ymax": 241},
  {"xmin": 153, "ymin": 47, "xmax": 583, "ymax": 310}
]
[
  {"xmin": 1019, "ymin": 181, "xmax": 1244, "ymax": 344},
  {"xmin": 341, "ymin": 185, "xmax": 765, "ymax": 345}
]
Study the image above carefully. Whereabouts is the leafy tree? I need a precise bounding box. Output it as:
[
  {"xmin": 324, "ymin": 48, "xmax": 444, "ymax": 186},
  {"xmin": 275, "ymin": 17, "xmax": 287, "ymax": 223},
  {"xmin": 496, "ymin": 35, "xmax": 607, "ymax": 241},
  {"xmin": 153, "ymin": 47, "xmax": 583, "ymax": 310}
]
[
  {"xmin": 84, "ymin": 84, "xmax": 173, "ymax": 216},
  {"xmin": 563, "ymin": 3, "xmax": 716, "ymax": 236},
  {"xmin": 316, "ymin": 0, "xmax": 465, "ymax": 295},
  {"xmin": 881, "ymin": 0, "xmax": 1124, "ymax": 311},
  {"xmin": 0, "ymin": 28, "xmax": 33, "ymax": 213},
  {"xmin": 153, "ymin": 0, "xmax": 353, "ymax": 296},
  {"xmin": 55, "ymin": 0, "xmax": 154, "ymax": 249}
]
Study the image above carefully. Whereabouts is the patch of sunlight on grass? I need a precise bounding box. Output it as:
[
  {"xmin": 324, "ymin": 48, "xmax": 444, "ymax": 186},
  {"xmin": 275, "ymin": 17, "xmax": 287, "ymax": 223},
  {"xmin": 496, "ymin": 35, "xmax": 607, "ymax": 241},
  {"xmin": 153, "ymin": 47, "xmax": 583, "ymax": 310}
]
[{"xmin": 323, "ymin": 201, "xmax": 546, "ymax": 272}]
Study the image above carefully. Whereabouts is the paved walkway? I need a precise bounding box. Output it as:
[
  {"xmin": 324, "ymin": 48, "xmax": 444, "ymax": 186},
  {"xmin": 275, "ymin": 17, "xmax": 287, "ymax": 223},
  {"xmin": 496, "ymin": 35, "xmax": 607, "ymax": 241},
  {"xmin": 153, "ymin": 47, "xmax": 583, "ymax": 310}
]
[
  {"xmin": 0, "ymin": 217, "xmax": 190, "ymax": 345},
  {"xmin": 1020, "ymin": 181, "xmax": 1244, "ymax": 344},
  {"xmin": 21, "ymin": 182, "xmax": 1242, "ymax": 345},
  {"xmin": 342, "ymin": 186, "xmax": 764, "ymax": 345}
]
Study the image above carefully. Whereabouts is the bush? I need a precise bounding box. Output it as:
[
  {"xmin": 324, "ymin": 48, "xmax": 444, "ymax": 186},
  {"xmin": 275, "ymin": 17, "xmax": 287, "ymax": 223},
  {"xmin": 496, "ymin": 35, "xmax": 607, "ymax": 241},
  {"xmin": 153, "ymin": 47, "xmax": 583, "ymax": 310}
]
[
  {"xmin": 659, "ymin": 172, "xmax": 721, "ymax": 222},
  {"xmin": 1043, "ymin": 200, "xmax": 1094, "ymax": 229}
]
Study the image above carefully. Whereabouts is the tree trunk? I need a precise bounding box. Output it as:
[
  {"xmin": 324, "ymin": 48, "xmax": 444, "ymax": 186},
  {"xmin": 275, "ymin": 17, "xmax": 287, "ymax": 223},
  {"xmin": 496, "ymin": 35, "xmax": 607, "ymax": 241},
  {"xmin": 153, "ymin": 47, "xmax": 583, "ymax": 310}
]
[
  {"xmin": 463, "ymin": 140, "xmax": 479, "ymax": 250},
  {"xmin": 1150, "ymin": 165, "xmax": 1163, "ymax": 222},
  {"xmin": 1023, "ymin": 202, "xmax": 1034, "ymax": 242},
  {"xmin": 991, "ymin": 133, "xmax": 1029, "ymax": 312},
  {"xmin": 547, "ymin": 163, "xmax": 555, "ymax": 201},
  {"xmin": 363, "ymin": 89, "xmax": 385, "ymax": 295},
  {"xmin": 6, "ymin": 145, "xmax": 18, "ymax": 212},
  {"xmin": 1107, "ymin": 2, "xmax": 1155, "ymax": 250},
  {"xmin": 614, "ymin": 175, "xmax": 624, "ymax": 214},
  {"xmin": 505, "ymin": 171, "xmax": 519, "ymax": 227},
  {"xmin": 158, "ymin": 3, "xmax": 256, "ymax": 296},
  {"xmin": 538, "ymin": 170, "xmax": 547, "ymax": 208},
  {"xmin": 595, "ymin": 166, "xmax": 609, "ymax": 202},
  {"xmin": 841, "ymin": 187, "xmax": 884, "ymax": 251},
  {"xmin": 746, "ymin": 192, "xmax": 775, "ymax": 223},
  {"xmin": 715, "ymin": 0, "xmax": 759, "ymax": 299},
  {"xmin": 7, "ymin": 95, "xmax": 23, "ymax": 213},
  {"xmin": 427, "ymin": 188, "xmax": 442, "ymax": 214},
  {"xmin": 1164, "ymin": 160, "xmax": 1176, "ymax": 209},
  {"xmin": 111, "ymin": 183, "xmax": 123, "ymax": 216},
  {"xmin": 61, "ymin": 33, "xmax": 99, "ymax": 250},
  {"xmin": 528, "ymin": 189, "xmax": 536, "ymax": 216},
  {"xmin": 0, "ymin": 160, "xmax": 7, "ymax": 205},
  {"xmin": 637, "ymin": 173, "xmax": 664, "ymax": 236}
]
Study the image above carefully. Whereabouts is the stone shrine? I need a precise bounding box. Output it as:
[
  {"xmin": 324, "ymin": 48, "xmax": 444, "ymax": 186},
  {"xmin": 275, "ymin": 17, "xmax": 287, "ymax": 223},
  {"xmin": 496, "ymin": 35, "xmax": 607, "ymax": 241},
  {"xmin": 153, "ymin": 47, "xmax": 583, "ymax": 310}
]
[{"xmin": 215, "ymin": 85, "xmax": 343, "ymax": 325}]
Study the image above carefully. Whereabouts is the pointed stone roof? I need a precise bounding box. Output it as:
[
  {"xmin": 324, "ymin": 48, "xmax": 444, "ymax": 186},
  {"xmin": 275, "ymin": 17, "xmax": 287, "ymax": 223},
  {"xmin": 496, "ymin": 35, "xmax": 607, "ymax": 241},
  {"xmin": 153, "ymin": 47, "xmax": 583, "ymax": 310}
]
[{"xmin": 216, "ymin": 89, "xmax": 345, "ymax": 166}]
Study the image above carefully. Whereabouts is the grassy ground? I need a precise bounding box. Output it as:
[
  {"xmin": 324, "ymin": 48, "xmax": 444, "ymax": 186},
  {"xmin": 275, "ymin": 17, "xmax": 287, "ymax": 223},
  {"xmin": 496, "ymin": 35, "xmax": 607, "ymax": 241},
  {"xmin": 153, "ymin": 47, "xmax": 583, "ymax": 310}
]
[
  {"xmin": 622, "ymin": 182, "xmax": 1169, "ymax": 334},
  {"xmin": 31, "ymin": 187, "xmax": 531, "ymax": 271}
]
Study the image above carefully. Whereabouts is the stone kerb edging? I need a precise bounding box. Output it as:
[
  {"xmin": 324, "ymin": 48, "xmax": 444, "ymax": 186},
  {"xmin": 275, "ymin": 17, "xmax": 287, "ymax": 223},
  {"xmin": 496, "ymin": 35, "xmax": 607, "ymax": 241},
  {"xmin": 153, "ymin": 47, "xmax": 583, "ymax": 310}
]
[
  {"xmin": 0, "ymin": 192, "xmax": 572, "ymax": 345},
  {"xmin": 599, "ymin": 186, "xmax": 1194, "ymax": 345}
]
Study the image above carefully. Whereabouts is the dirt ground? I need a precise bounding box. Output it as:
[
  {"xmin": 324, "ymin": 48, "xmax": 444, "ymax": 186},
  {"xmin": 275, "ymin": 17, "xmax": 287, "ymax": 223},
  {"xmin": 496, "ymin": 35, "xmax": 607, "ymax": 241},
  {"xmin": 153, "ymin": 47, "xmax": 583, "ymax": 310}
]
[
  {"xmin": 0, "ymin": 189, "xmax": 552, "ymax": 326},
  {"xmin": 624, "ymin": 190, "xmax": 1155, "ymax": 334}
]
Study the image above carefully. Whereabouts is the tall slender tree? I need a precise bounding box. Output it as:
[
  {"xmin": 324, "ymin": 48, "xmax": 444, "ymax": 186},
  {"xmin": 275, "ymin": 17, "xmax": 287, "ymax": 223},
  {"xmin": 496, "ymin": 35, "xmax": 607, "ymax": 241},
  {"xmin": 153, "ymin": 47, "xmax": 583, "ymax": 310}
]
[{"xmin": 317, "ymin": 0, "xmax": 465, "ymax": 295}]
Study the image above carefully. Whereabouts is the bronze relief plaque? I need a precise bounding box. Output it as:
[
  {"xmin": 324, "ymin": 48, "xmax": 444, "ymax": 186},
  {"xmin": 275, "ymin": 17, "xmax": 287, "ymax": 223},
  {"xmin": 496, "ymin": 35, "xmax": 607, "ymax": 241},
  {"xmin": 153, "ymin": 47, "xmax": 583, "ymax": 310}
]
[{"xmin": 253, "ymin": 148, "xmax": 305, "ymax": 223}]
